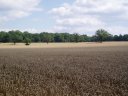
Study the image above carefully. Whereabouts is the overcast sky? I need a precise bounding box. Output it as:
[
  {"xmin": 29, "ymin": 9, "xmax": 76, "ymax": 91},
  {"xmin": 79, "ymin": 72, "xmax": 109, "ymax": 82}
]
[{"xmin": 0, "ymin": 0, "xmax": 128, "ymax": 35}]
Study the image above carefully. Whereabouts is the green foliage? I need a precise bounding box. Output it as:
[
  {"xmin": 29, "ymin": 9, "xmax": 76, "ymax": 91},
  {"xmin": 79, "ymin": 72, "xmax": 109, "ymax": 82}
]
[
  {"xmin": 95, "ymin": 29, "xmax": 112, "ymax": 42},
  {"xmin": 74, "ymin": 33, "xmax": 80, "ymax": 43},
  {"xmin": 54, "ymin": 33, "xmax": 64, "ymax": 42},
  {"xmin": 23, "ymin": 31, "xmax": 32, "ymax": 40},
  {"xmin": 74, "ymin": 34, "xmax": 90, "ymax": 42},
  {"xmin": 40, "ymin": 32, "xmax": 53, "ymax": 44},
  {"xmin": 24, "ymin": 38, "xmax": 31, "ymax": 45},
  {"xmin": 123, "ymin": 34, "xmax": 128, "ymax": 41},
  {"xmin": 0, "ymin": 31, "xmax": 10, "ymax": 42},
  {"xmin": 0, "ymin": 30, "xmax": 128, "ymax": 43},
  {"xmin": 9, "ymin": 30, "xmax": 23, "ymax": 44},
  {"xmin": 32, "ymin": 33, "xmax": 41, "ymax": 42}
]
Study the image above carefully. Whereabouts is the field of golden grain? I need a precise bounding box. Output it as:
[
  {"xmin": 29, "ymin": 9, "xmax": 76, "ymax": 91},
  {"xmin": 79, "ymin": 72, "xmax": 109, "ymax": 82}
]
[
  {"xmin": 0, "ymin": 42, "xmax": 128, "ymax": 96},
  {"xmin": 0, "ymin": 42, "xmax": 128, "ymax": 48}
]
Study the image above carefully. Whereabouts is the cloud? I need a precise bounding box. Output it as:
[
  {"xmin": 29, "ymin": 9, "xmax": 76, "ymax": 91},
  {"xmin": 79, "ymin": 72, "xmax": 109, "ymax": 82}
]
[
  {"xmin": 75, "ymin": 0, "xmax": 126, "ymax": 13},
  {"xmin": 105, "ymin": 26, "xmax": 128, "ymax": 35},
  {"xmin": 0, "ymin": 0, "xmax": 41, "ymax": 22},
  {"xmin": 50, "ymin": 0, "xmax": 128, "ymax": 35}
]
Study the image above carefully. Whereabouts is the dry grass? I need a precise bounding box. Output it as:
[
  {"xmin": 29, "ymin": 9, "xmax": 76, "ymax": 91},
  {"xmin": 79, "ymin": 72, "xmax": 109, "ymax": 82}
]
[
  {"xmin": 0, "ymin": 42, "xmax": 128, "ymax": 48},
  {"xmin": 0, "ymin": 43, "xmax": 128, "ymax": 96}
]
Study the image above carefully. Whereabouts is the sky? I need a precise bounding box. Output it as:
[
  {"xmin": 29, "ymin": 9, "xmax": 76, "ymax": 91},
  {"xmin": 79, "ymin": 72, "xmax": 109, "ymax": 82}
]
[{"xmin": 0, "ymin": 0, "xmax": 128, "ymax": 35}]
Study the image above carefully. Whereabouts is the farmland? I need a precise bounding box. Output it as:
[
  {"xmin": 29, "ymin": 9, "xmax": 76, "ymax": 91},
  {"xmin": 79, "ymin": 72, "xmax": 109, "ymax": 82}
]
[
  {"xmin": 0, "ymin": 42, "xmax": 128, "ymax": 48},
  {"xmin": 0, "ymin": 42, "xmax": 128, "ymax": 96}
]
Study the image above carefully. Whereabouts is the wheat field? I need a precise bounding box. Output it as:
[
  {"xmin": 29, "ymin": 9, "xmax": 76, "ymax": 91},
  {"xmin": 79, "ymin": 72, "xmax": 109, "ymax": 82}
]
[{"xmin": 0, "ymin": 42, "xmax": 128, "ymax": 96}]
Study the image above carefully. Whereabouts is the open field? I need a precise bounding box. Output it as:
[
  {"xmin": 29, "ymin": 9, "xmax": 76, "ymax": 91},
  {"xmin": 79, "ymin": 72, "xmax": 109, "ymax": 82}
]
[
  {"xmin": 0, "ymin": 43, "xmax": 128, "ymax": 96},
  {"xmin": 0, "ymin": 42, "xmax": 128, "ymax": 48}
]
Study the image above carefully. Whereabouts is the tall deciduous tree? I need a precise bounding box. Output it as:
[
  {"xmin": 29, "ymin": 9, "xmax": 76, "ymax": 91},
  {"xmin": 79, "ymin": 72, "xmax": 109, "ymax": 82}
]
[
  {"xmin": 74, "ymin": 33, "xmax": 80, "ymax": 43},
  {"xmin": 95, "ymin": 29, "xmax": 111, "ymax": 43},
  {"xmin": 24, "ymin": 38, "xmax": 31, "ymax": 45},
  {"xmin": 40, "ymin": 32, "xmax": 51, "ymax": 44},
  {"xmin": 9, "ymin": 30, "xmax": 23, "ymax": 45}
]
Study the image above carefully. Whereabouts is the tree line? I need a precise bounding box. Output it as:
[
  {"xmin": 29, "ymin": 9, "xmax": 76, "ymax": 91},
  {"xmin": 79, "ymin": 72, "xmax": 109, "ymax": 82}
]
[{"xmin": 0, "ymin": 29, "xmax": 128, "ymax": 45}]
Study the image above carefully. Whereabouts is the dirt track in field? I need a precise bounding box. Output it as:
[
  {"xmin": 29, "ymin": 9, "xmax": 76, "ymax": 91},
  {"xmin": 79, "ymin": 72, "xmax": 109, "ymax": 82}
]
[{"xmin": 0, "ymin": 43, "xmax": 128, "ymax": 96}]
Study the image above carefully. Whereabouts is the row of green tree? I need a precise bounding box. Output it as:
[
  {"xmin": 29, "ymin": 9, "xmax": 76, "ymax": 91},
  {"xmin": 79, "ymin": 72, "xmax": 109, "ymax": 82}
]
[{"xmin": 0, "ymin": 29, "xmax": 128, "ymax": 44}]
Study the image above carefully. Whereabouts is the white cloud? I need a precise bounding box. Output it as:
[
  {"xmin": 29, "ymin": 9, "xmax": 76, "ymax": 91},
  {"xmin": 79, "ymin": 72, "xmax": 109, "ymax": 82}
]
[
  {"xmin": 74, "ymin": 0, "xmax": 128, "ymax": 14},
  {"xmin": 0, "ymin": 28, "xmax": 43, "ymax": 33},
  {"xmin": 0, "ymin": 0, "xmax": 41, "ymax": 22},
  {"xmin": 56, "ymin": 15, "xmax": 104, "ymax": 27},
  {"xmin": 50, "ymin": 0, "xmax": 128, "ymax": 35},
  {"xmin": 105, "ymin": 26, "xmax": 128, "ymax": 35},
  {"xmin": 50, "ymin": 3, "xmax": 72, "ymax": 17}
]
